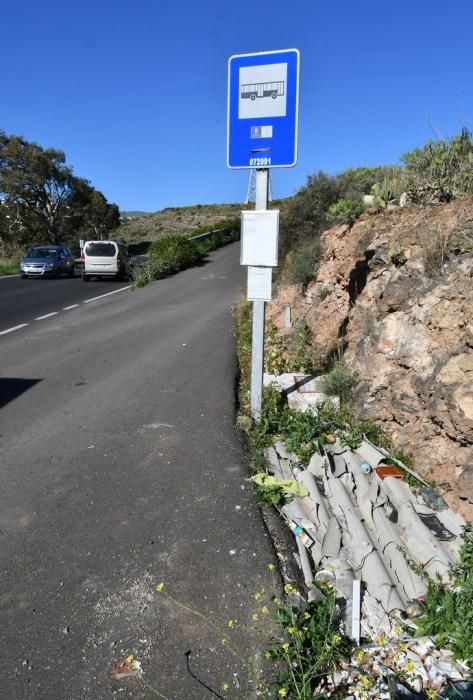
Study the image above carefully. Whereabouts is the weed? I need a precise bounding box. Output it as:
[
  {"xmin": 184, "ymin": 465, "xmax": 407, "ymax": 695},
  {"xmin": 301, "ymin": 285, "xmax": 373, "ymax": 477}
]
[
  {"xmin": 320, "ymin": 360, "xmax": 357, "ymax": 406},
  {"xmin": 267, "ymin": 589, "xmax": 353, "ymax": 699},
  {"xmin": 415, "ymin": 524, "xmax": 473, "ymax": 665},
  {"xmin": 0, "ymin": 255, "xmax": 21, "ymax": 276},
  {"xmin": 389, "ymin": 247, "xmax": 408, "ymax": 267},
  {"xmin": 420, "ymin": 224, "xmax": 452, "ymax": 278},
  {"xmin": 352, "ymin": 303, "xmax": 378, "ymax": 338},
  {"xmin": 264, "ymin": 323, "xmax": 314, "ymax": 375},
  {"xmin": 326, "ymin": 199, "xmax": 364, "ymax": 229}
]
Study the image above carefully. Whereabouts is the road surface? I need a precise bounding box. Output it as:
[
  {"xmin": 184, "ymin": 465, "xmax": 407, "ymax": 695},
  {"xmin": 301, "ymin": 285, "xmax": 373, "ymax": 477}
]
[{"xmin": 0, "ymin": 244, "xmax": 277, "ymax": 699}]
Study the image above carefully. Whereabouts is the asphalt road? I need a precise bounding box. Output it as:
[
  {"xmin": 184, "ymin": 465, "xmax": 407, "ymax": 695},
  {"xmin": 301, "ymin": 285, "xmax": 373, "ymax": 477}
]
[
  {"xmin": 0, "ymin": 244, "xmax": 277, "ymax": 699},
  {"xmin": 0, "ymin": 270, "xmax": 131, "ymax": 333}
]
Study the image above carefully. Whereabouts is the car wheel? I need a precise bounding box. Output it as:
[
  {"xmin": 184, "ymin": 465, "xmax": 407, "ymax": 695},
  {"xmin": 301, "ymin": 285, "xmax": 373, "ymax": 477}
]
[
  {"xmin": 68, "ymin": 266, "xmax": 75, "ymax": 277},
  {"xmin": 21, "ymin": 273, "xmax": 28, "ymax": 279},
  {"xmin": 82, "ymin": 273, "xmax": 90, "ymax": 281}
]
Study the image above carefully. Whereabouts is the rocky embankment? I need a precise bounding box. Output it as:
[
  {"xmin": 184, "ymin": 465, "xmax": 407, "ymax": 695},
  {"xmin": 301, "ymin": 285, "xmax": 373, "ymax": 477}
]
[{"xmin": 268, "ymin": 198, "xmax": 473, "ymax": 519}]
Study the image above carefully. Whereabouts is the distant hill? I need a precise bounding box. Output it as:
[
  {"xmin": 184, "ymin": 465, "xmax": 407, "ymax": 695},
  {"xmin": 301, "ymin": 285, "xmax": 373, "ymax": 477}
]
[
  {"xmin": 119, "ymin": 200, "xmax": 290, "ymax": 248},
  {"xmin": 120, "ymin": 211, "xmax": 149, "ymax": 220}
]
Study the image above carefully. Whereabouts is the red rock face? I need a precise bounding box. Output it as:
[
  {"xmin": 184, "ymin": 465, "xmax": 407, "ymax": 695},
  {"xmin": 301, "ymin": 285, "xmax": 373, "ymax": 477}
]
[{"xmin": 267, "ymin": 197, "xmax": 473, "ymax": 519}]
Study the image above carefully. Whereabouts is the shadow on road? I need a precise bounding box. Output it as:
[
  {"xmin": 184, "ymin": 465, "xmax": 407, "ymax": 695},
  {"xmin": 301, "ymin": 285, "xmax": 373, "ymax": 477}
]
[{"xmin": 0, "ymin": 378, "xmax": 42, "ymax": 409}]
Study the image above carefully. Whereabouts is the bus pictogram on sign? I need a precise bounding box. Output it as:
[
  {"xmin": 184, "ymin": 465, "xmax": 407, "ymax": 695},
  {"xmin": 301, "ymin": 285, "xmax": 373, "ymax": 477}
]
[{"xmin": 241, "ymin": 81, "xmax": 285, "ymax": 101}]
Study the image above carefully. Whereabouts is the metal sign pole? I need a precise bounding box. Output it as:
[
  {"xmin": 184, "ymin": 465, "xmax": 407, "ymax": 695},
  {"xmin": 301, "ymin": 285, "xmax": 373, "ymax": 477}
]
[{"xmin": 250, "ymin": 169, "xmax": 269, "ymax": 420}]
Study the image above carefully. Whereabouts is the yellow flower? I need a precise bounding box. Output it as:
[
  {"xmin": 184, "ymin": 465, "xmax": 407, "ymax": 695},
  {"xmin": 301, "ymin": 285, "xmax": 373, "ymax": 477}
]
[
  {"xmin": 282, "ymin": 643, "xmax": 290, "ymax": 653},
  {"xmin": 254, "ymin": 592, "xmax": 262, "ymax": 601},
  {"xmin": 273, "ymin": 597, "xmax": 281, "ymax": 606},
  {"xmin": 405, "ymin": 660, "xmax": 416, "ymax": 673},
  {"xmin": 375, "ymin": 633, "xmax": 387, "ymax": 646},
  {"xmin": 126, "ymin": 654, "xmax": 134, "ymax": 663},
  {"xmin": 393, "ymin": 624, "xmax": 403, "ymax": 635},
  {"xmin": 252, "ymin": 613, "xmax": 259, "ymax": 621},
  {"xmin": 359, "ymin": 675, "xmax": 371, "ymax": 688},
  {"xmin": 426, "ymin": 690, "xmax": 438, "ymax": 700},
  {"xmin": 303, "ymin": 612, "xmax": 311, "ymax": 620},
  {"xmin": 268, "ymin": 563, "xmax": 275, "ymax": 571},
  {"xmin": 278, "ymin": 689, "xmax": 287, "ymax": 697},
  {"xmin": 223, "ymin": 683, "xmax": 229, "ymax": 692},
  {"xmin": 331, "ymin": 634, "xmax": 342, "ymax": 645},
  {"xmin": 228, "ymin": 619, "xmax": 236, "ymax": 628},
  {"xmin": 355, "ymin": 649, "xmax": 366, "ymax": 661},
  {"xmin": 221, "ymin": 638, "xmax": 227, "ymax": 645},
  {"xmin": 284, "ymin": 583, "xmax": 293, "ymax": 593},
  {"xmin": 261, "ymin": 606, "xmax": 269, "ymax": 615},
  {"xmin": 287, "ymin": 626, "xmax": 295, "ymax": 635},
  {"xmin": 399, "ymin": 642, "xmax": 407, "ymax": 652},
  {"xmin": 156, "ymin": 582, "xmax": 165, "ymax": 591}
]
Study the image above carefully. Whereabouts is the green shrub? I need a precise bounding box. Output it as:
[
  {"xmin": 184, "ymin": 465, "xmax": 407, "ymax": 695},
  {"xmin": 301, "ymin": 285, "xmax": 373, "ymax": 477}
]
[
  {"xmin": 326, "ymin": 199, "xmax": 364, "ymax": 228},
  {"xmin": 402, "ymin": 128, "xmax": 473, "ymax": 203},
  {"xmin": 286, "ymin": 240, "xmax": 323, "ymax": 287},
  {"xmin": 264, "ymin": 322, "xmax": 314, "ymax": 375},
  {"xmin": 371, "ymin": 174, "xmax": 406, "ymax": 209},
  {"xmin": 320, "ymin": 360, "xmax": 357, "ymax": 406},
  {"xmin": 149, "ymin": 235, "xmax": 201, "ymax": 272}
]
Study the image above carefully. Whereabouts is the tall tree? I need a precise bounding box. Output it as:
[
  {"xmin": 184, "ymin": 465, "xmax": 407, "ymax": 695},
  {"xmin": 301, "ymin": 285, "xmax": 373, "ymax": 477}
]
[
  {"xmin": 0, "ymin": 131, "xmax": 77, "ymax": 244},
  {"xmin": 71, "ymin": 179, "xmax": 120, "ymax": 240},
  {"xmin": 0, "ymin": 130, "xmax": 121, "ymax": 248}
]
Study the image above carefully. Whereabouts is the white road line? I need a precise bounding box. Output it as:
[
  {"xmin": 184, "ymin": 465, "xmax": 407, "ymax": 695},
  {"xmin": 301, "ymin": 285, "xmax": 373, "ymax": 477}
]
[
  {"xmin": 0, "ymin": 274, "xmax": 21, "ymax": 279},
  {"xmin": 83, "ymin": 286, "xmax": 131, "ymax": 304},
  {"xmin": 35, "ymin": 312, "xmax": 58, "ymax": 321},
  {"xmin": 63, "ymin": 304, "xmax": 79, "ymax": 310},
  {"xmin": 0, "ymin": 323, "xmax": 29, "ymax": 335}
]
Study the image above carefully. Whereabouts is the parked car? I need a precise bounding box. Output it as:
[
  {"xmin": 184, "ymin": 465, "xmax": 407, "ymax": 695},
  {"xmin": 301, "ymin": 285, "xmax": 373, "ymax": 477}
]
[
  {"xmin": 20, "ymin": 245, "xmax": 75, "ymax": 278},
  {"xmin": 82, "ymin": 240, "xmax": 133, "ymax": 281}
]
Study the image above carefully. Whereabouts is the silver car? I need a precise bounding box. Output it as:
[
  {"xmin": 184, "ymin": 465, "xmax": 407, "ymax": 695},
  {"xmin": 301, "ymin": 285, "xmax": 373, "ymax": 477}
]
[{"xmin": 20, "ymin": 246, "xmax": 75, "ymax": 278}]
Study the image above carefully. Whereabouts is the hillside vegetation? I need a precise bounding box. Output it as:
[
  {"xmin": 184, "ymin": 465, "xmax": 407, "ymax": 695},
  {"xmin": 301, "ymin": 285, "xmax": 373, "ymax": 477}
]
[
  {"xmin": 251, "ymin": 129, "xmax": 473, "ymax": 519},
  {"xmin": 119, "ymin": 198, "xmax": 290, "ymax": 246}
]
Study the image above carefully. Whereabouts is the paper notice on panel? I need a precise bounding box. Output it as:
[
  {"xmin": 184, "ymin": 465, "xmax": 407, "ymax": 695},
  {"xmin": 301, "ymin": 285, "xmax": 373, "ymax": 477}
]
[{"xmin": 247, "ymin": 266, "xmax": 272, "ymax": 302}]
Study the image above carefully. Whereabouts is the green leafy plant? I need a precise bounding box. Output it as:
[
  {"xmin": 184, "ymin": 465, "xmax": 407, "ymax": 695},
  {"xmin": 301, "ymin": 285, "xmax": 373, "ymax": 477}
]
[
  {"xmin": 389, "ymin": 247, "xmax": 408, "ymax": 267},
  {"xmin": 415, "ymin": 524, "xmax": 473, "ymax": 665},
  {"xmin": 267, "ymin": 588, "xmax": 353, "ymax": 699},
  {"xmin": 371, "ymin": 175, "xmax": 406, "ymax": 209},
  {"xmin": 326, "ymin": 199, "xmax": 364, "ymax": 229}
]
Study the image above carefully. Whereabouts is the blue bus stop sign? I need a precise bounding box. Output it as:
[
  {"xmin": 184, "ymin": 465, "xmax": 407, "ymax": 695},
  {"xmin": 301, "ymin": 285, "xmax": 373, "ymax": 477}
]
[{"xmin": 227, "ymin": 49, "xmax": 300, "ymax": 169}]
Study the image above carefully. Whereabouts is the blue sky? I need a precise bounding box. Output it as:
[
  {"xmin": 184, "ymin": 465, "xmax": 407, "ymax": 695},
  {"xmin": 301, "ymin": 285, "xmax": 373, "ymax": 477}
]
[{"xmin": 2, "ymin": 0, "xmax": 472, "ymax": 212}]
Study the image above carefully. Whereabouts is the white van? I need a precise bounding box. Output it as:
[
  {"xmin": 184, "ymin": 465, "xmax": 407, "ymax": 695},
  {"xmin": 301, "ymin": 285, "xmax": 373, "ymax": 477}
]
[{"xmin": 82, "ymin": 240, "xmax": 133, "ymax": 281}]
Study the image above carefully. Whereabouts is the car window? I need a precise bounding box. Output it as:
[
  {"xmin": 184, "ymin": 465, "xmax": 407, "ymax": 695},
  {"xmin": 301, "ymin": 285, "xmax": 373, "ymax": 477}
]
[
  {"xmin": 28, "ymin": 248, "xmax": 59, "ymax": 258},
  {"xmin": 85, "ymin": 242, "xmax": 116, "ymax": 256}
]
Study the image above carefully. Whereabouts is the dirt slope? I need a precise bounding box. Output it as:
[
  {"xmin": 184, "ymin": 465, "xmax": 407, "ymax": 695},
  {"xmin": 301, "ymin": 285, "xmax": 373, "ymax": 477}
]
[{"xmin": 268, "ymin": 198, "xmax": 473, "ymax": 519}]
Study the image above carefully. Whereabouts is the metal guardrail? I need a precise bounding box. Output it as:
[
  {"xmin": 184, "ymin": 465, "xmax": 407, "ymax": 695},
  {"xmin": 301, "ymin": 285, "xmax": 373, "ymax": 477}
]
[{"xmin": 188, "ymin": 227, "xmax": 232, "ymax": 242}]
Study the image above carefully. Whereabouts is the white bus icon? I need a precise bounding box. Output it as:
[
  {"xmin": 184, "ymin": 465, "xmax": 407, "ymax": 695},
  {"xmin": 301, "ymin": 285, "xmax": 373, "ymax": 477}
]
[{"xmin": 241, "ymin": 81, "xmax": 285, "ymax": 101}]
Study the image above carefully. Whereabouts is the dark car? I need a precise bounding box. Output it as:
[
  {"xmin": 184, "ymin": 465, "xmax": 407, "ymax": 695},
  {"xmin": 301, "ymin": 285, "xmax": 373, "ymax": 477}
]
[{"xmin": 20, "ymin": 246, "xmax": 75, "ymax": 278}]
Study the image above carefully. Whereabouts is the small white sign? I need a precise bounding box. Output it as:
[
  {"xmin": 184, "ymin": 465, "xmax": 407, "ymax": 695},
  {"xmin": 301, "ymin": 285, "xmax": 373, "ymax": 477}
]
[
  {"xmin": 247, "ymin": 266, "xmax": 272, "ymax": 301},
  {"xmin": 241, "ymin": 210, "xmax": 279, "ymax": 267}
]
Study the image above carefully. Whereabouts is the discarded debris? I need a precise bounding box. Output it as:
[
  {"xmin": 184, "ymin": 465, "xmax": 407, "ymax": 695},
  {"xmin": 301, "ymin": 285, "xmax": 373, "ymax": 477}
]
[
  {"xmin": 259, "ymin": 372, "xmax": 471, "ymax": 695},
  {"xmin": 110, "ymin": 655, "xmax": 142, "ymax": 679}
]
